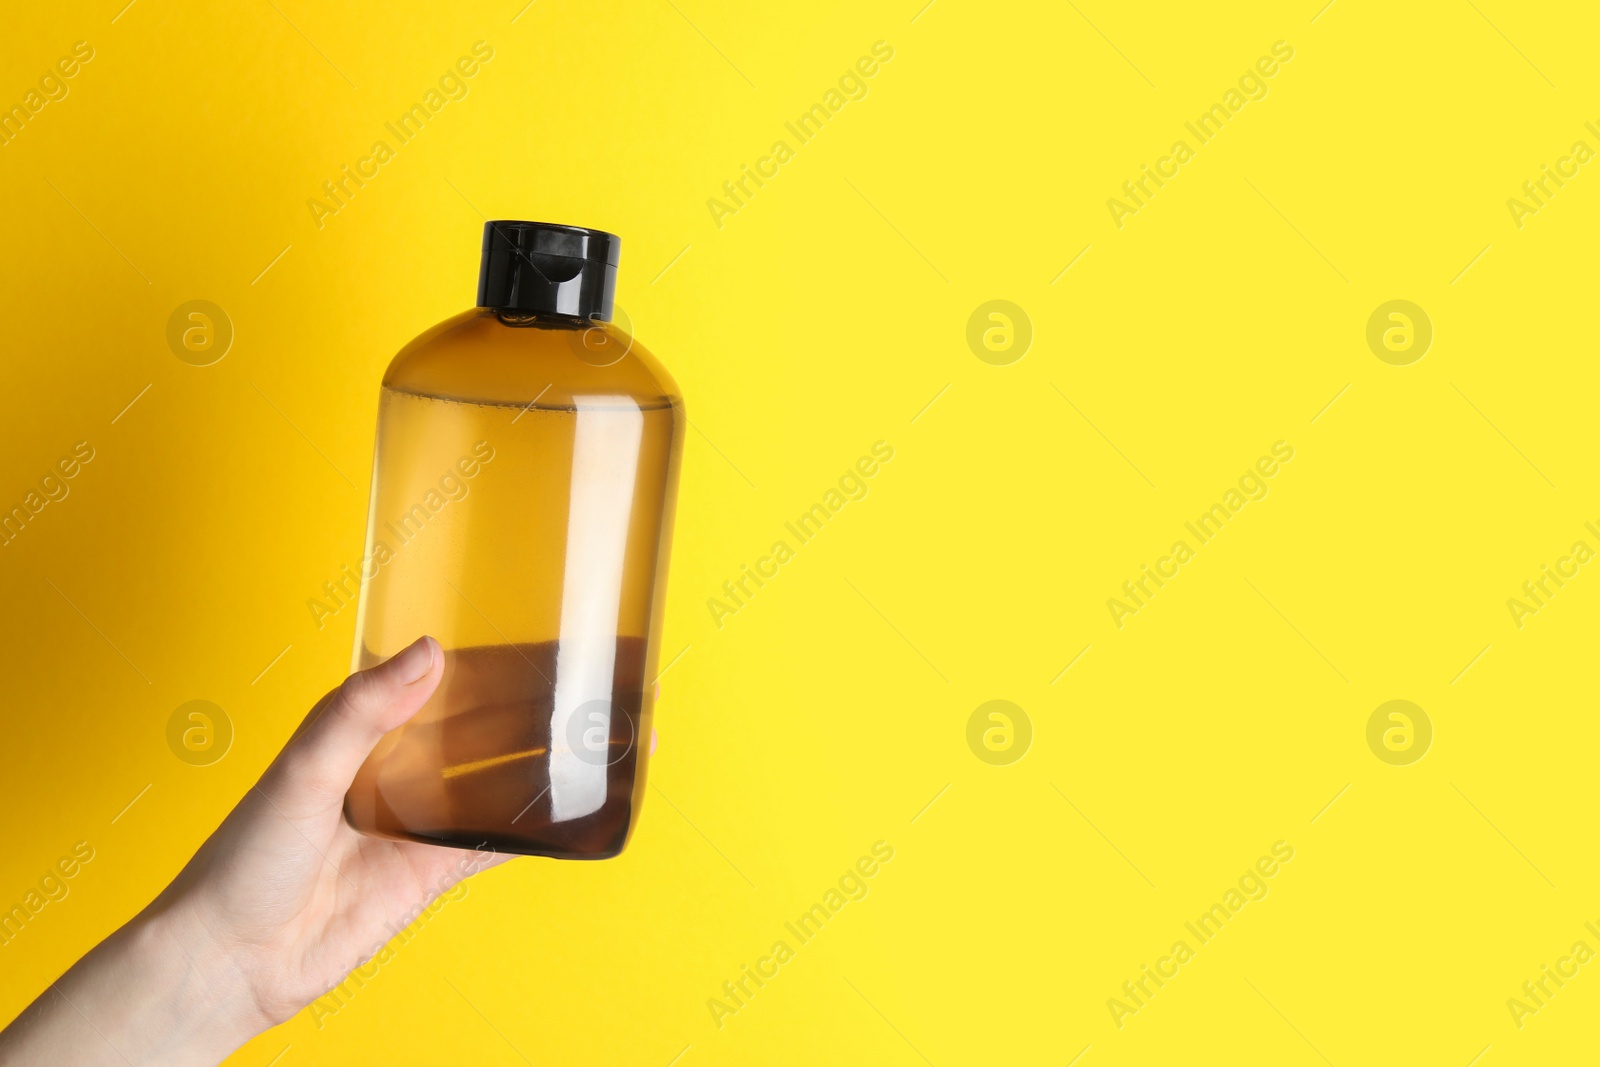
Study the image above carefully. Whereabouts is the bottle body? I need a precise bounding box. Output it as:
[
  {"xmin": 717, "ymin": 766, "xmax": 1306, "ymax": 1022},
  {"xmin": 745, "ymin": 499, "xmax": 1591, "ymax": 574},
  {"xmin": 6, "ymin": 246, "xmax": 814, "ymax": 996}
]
[{"xmin": 343, "ymin": 308, "xmax": 683, "ymax": 859}]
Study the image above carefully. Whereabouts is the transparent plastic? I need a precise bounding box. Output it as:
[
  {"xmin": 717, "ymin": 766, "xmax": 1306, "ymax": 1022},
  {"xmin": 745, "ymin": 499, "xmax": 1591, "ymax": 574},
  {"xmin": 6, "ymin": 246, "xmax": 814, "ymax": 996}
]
[{"xmin": 343, "ymin": 308, "xmax": 683, "ymax": 859}]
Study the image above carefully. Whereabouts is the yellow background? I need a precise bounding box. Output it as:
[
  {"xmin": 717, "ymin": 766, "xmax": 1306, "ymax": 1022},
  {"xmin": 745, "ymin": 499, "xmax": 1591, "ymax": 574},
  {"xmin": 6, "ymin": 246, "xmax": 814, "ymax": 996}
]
[{"xmin": 1, "ymin": 0, "xmax": 1596, "ymax": 1063}]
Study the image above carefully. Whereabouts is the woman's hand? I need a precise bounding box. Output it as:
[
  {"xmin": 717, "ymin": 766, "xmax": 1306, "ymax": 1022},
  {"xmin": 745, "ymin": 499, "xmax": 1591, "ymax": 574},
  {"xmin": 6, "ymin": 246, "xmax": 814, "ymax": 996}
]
[{"xmin": 0, "ymin": 636, "xmax": 507, "ymax": 1066}]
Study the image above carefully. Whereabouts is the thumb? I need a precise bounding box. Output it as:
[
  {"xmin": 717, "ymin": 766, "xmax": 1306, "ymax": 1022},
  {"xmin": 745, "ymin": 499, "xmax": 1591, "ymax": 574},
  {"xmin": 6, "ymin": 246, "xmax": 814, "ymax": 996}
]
[{"xmin": 266, "ymin": 636, "xmax": 443, "ymax": 807}]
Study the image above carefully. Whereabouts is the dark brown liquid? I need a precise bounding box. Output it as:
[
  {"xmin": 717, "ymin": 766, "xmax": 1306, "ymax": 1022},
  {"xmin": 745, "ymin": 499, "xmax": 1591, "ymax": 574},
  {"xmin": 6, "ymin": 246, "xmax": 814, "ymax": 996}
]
[{"xmin": 345, "ymin": 637, "xmax": 649, "ymax": 859}]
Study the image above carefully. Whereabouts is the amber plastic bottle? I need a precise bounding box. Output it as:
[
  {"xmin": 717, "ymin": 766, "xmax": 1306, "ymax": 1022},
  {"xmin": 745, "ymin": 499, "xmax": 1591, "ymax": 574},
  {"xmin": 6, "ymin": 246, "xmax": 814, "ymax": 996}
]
[{"xmin": 343, "ymin": 221, "xmax": 683, "ymax": 859}]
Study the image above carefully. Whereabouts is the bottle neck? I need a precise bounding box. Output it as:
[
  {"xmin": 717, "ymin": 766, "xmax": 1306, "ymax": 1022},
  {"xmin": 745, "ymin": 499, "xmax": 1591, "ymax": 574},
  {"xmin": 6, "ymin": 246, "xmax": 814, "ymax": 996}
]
[{"xmin": 489, "ymin": 308, "xmax": 596, "ymax": 330}]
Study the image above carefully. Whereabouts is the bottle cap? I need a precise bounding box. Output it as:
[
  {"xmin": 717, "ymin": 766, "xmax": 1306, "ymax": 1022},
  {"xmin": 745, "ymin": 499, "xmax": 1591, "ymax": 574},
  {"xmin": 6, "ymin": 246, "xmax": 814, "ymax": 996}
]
[{"xmin": 476, "ymin": 221, "xmax": 620, "ymax": 320}]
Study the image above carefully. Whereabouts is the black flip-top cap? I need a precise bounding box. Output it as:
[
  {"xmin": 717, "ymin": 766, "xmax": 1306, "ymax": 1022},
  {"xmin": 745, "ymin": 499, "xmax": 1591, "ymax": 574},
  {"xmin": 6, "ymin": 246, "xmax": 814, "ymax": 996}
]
[{"xmin": 477, "ymin": 220, "xmax": 620, "ymax": 320}]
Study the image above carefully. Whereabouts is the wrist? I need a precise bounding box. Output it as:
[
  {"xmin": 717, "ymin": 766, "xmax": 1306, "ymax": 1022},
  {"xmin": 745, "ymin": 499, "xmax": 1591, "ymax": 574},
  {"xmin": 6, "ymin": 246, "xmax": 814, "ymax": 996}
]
[
  {"xmin": 44, "ymin": 897, "xmax": 264, "ymax": 1066},
  {"xmin": 0, "ymin": 892, "xmax": 265, "ymax": 1067},
  {"xmin": 115, "ymin": 896, "xmax": 269, "ymax": 1064}
]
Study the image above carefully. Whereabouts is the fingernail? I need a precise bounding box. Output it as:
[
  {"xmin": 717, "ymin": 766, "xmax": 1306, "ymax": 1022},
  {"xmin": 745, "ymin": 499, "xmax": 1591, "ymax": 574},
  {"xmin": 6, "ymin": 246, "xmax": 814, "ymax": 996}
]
[{"xmin": 394, "ymin": 636, "xmax": 437, "ymax": 685}]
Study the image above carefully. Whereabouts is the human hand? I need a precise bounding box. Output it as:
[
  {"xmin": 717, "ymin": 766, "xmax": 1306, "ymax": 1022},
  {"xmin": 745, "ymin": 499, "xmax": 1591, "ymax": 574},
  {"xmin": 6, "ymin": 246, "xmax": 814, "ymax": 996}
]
[{"xmin": 0, "ymin": 636, "xmax": 509, "ymax": 1066}]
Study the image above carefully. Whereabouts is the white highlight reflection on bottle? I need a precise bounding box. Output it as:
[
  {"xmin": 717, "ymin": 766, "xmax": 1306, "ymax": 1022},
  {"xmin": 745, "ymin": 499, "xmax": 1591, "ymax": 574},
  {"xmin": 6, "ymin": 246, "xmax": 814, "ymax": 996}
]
[{"xmin": 549, "ymin": 396, "xmax": 643, "ymax": 822}]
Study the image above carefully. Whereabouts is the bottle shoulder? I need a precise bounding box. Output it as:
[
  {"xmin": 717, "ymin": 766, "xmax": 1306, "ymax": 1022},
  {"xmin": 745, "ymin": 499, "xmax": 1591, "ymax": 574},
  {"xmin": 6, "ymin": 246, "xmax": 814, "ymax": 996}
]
[{"xmin": 382, "ymin": 308, "xmax": 681, "ymax": 410}]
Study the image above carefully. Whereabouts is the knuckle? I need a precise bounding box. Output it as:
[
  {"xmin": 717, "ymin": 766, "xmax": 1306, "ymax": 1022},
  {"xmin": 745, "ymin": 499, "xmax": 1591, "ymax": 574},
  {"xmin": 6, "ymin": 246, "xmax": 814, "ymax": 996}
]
[{"xmin": 336, "ymin": 667, "xmax": 385, "ymax": 714}]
